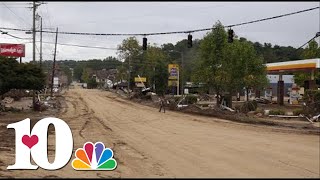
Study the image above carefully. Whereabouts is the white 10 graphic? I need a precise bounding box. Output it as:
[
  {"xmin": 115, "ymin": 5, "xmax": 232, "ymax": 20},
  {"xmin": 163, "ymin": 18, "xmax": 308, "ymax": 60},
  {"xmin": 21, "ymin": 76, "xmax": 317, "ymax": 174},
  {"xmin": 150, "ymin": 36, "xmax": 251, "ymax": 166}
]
[{"xmin": 7, "ymin": 117, "xmax": 73, "ymax": 170}]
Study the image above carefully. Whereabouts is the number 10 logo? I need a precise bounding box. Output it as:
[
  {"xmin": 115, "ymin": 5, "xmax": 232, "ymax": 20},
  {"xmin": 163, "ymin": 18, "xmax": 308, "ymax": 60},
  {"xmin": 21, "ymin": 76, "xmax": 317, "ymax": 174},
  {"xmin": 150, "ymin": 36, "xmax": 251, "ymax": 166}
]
[{"xmin": 7, "ymin": 117, "xmax": 73, "ymax": 170}]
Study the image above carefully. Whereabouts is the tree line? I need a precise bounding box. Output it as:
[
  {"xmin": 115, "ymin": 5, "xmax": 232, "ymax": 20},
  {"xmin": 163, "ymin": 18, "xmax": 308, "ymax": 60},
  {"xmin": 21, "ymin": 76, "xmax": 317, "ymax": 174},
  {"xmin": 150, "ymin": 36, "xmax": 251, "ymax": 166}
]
[{"xmin": 1, "ymin": 21, "xmax": 319, "ymax": 98}]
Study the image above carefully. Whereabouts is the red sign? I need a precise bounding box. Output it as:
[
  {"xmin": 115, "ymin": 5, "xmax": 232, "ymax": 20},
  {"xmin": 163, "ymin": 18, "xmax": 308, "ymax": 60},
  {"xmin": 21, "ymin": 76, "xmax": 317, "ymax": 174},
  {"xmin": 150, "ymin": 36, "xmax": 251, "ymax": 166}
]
[{"xmin": 0, "ymin": 43, "xmax": 25, "ymax": 57}]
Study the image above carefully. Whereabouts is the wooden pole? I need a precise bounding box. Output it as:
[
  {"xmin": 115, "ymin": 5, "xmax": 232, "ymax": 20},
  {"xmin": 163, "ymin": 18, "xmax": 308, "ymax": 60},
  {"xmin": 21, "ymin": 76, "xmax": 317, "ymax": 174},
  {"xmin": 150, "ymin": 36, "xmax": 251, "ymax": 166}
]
[
  {"xmin": 50, "ymin": 27, "xmax": 58, "ymax": 97},
  {"xmin": 40, "ymin": 17, "xmax": 43, "ymax": 68}
]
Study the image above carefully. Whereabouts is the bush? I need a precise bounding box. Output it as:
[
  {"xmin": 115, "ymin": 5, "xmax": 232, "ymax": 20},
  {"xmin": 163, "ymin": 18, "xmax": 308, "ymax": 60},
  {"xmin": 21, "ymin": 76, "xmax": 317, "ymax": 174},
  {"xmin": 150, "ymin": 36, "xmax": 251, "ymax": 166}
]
[
  {"xmin": 141, "ymin": 93, "xmax": 152, "ymax": 100},
  {"xmin": 269, "ymin": 109, "xmax": 285, "ymax": 115},
  {"xmin": 240, "ymin": 101, "xmax": 258, "ymax": 113},
  {"xmin": 303, "ymin": 90, "xmax": 320, "ymax": 116},
  {"xmin": 255, "ymin": 108, "xmax": 264, "ymax": 114},
  {"xmin": 185, "ymin": 95, "xmax": 198, "ymax": 104},
  {"xmin": 3, "ymin": 89, "xmax": 30, "ymax": 101},
  {"xmin": 87, "ymin": 78, "xmax": 98, "ymax": 89},
  {"xmin": 293, "ymin": 109, "xmax": 304, "ymax": 116}
]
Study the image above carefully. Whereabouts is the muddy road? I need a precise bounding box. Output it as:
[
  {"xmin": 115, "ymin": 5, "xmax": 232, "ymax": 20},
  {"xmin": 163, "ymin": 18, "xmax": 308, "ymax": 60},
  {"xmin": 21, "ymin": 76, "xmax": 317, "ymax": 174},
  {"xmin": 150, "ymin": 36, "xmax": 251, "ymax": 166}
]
[{"xmin": 1, "ymin": 88, "xmax": 319, "ymax": 178}]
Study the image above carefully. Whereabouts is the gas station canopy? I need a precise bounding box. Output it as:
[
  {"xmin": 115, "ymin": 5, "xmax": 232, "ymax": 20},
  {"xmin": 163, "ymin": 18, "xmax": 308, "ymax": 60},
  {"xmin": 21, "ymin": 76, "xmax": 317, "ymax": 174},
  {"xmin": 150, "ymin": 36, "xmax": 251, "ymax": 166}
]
[{"xmin": 266, "ymin": 58, "xmax": 320, "ymax": 74}]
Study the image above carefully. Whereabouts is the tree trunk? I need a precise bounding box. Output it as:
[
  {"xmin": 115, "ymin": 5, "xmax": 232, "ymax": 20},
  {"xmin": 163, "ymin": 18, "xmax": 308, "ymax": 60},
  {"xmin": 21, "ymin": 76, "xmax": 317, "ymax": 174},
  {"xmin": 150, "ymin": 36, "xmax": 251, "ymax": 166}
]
[
  {"xmin": 246, "ymin": 88, "xmax": 249, "ymax": 101},
  {"xmin": 216, "ymin": 91, "xmax": 221, "ymax": 107}
]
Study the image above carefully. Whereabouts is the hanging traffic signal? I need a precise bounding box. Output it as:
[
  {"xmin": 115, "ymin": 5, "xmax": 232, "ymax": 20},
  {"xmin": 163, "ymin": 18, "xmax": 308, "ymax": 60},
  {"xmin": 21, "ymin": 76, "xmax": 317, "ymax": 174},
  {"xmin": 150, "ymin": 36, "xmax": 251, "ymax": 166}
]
[
  {"xmin": 143, "ymin": 37, "xmax": 147, "ymax": 50},
  {"xmin": 187, "ymin": 34, "xmax": 192, "ymax": 48},
  {"xmin": 228, "ymin": 29, "xmax": 234, "ymax": 43}
]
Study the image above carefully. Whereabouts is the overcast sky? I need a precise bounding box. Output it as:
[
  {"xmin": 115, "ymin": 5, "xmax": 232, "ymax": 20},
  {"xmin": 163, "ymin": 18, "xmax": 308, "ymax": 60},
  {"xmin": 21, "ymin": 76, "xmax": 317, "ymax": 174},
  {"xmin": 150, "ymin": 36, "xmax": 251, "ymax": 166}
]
[{"xmin": 0, "ymin": 1, "xmax": 319, "ymax": 62}]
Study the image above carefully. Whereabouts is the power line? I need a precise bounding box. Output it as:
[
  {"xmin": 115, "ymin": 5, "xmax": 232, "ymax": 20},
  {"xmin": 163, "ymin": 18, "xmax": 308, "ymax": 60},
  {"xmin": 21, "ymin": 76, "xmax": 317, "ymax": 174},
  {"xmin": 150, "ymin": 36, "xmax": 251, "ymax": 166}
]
[
  {"xmin": 24, "ymin": 41, "xmax": 118, "ymax": 50},
  {"xmin": 0, "ymin": 31, "xmax": 118, "ymax": 50},
  {"xmin": 297, "ymin": 33, "xmax": 319, "ymax": 49},
  {"xmin": 0, "ymin": 6, "xmax": 318, "ymax": 36},
  {"xmin": 1, "ymin": 2, "xmax": 31, "ymax": 27},
  {"xmin": 0, "ymin": 30, "xmax": 32, "ymax": 40},
  {"xmin": 0, "ymin": 6, "xmax": 30, "ymax": 8}
]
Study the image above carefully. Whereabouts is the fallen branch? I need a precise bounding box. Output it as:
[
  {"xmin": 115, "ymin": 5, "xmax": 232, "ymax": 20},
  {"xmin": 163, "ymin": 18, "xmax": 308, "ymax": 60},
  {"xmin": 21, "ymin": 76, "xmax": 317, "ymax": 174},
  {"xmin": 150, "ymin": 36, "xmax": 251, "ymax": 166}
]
[
  {"xmin": 298, "ymin": 114, "xmax": 315, "ymax": 124},
  {"xmin": 220, "ymin": 104, "xmax": 235, "ymax": 112}
]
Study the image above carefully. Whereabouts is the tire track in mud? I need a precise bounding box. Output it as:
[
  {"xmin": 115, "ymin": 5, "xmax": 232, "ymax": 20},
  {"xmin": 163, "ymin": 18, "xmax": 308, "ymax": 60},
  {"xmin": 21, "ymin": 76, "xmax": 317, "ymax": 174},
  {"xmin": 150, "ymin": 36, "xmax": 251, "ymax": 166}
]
[
  {"xmin": 59, "ymin": 89, "xmax": 167, "ymax": 177},
  {"xmin": 72, "ymin": 89, "xmax": 169, "ymax": 177}
]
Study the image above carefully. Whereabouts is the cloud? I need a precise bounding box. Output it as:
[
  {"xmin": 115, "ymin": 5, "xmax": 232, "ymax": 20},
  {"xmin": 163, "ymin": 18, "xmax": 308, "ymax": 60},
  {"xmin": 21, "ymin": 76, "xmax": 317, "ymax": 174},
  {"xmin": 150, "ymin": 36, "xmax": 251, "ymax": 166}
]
[{"xmin": 0, "ymin": 2, "xmax": 319, "ymax": 62}]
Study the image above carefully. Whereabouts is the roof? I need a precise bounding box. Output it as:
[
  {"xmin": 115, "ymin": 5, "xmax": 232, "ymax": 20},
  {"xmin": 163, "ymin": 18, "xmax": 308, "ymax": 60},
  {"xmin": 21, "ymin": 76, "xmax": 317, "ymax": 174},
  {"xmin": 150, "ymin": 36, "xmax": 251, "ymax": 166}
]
[
  {"xmin": 266, "ymin": 58, "xmax": 320, "ymax": 74},
  {"xmin": 95, "ymin": 69, "xmax": 118, "ymax": 79}
]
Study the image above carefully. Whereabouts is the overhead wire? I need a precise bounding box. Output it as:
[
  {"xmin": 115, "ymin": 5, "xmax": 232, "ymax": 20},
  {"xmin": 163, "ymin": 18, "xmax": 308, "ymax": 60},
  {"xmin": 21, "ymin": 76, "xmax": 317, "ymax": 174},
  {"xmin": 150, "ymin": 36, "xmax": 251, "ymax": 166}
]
[
  {"xmin": 0, "ymin": 6, "xmax": 318, "ymax": 36},
  {"xmin": 1, "ymin": 2, "xmax": 31, "ymax": 27},
  {"xmin": 24, "ymin": 41, "xmax": 118, "ymax": 50},
  {"xmin": 297, "ymin": 34, "xmax": 319, "ymax": 49}
]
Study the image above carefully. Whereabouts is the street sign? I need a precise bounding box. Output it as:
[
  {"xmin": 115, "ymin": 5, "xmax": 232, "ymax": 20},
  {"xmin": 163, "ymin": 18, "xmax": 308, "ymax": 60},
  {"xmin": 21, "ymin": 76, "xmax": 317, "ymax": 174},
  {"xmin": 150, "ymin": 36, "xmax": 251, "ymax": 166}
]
[{"xmin": 134, "ymin": 77, "xmax": 146, "ymax": 82}]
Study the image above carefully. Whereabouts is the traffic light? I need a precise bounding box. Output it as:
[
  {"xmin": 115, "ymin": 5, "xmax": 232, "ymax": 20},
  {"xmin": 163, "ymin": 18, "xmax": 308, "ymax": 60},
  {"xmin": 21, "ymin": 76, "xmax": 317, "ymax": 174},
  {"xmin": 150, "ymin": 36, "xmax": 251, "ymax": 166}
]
[
  {"xmin": 143, "ymin": 37, "xmax": 147, "ymax": 50},
  {"xmin": 187, "ymin": 34, "xmax": 192, "ymax": 48},
  {"xmin": 228, "ymin": 29, "xmax": 234, "ymax": 43}
]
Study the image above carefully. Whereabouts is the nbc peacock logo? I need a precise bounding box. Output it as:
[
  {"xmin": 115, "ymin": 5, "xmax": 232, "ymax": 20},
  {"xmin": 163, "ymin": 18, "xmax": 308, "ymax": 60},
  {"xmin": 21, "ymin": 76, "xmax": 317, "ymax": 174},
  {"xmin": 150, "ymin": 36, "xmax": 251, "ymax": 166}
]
[{"xmin": 72, "ymin": 142, "xmax": 117, "ymax": 170}]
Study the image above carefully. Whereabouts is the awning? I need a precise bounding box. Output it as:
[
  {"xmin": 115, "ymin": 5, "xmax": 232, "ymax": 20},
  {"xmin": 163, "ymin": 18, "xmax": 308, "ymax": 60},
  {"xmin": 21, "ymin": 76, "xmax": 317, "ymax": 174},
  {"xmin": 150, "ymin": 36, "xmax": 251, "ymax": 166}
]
[{"xmin": 266, "ymin": 58, "xmax": 320, "ymax": 74}]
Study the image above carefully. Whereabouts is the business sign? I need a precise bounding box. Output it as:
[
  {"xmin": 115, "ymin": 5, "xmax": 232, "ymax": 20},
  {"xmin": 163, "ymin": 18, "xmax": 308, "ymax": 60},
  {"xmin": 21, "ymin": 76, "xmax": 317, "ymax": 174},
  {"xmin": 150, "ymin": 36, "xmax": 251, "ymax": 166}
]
[
  {"xmin": 168, "ymin": 80, "xmax": 178, "ymax": 86},
  {"xmin": 53, "ymin": 77, "xmax": 59, "ymax": 88},
  {"xmin": 0, "ymin": 43, "xmax": 25, "ymax": 57},
  {"xmin": 134, "ymin": 77, "xmax": 146, "ymax": 83},
  {"xmin": 168, "ymin": 64, "xmax": 179, "ymax": 80}
]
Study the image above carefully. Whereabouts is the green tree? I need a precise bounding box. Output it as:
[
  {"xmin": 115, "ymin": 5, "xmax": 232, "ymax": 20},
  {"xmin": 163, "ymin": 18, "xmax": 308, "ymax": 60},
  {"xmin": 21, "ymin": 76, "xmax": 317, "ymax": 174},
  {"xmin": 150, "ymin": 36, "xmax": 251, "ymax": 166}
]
[
  {"xmin": 193, "ymin": 21, "xmax": 268, "ymax": 106},
  {"xmin": 0, "ymin": 57, "xmax": 46, "ymax": 96},
  {"xmin": 154, "ymin": 61, "xmax": 168, "ymax": 95},
  {"xmin": 143, "ymin": 45, "xmax": 170, "ymax": 93},
  {"xmin": 294, "ymin": 40, "xmax": 320, "ymax": 86},
  {"xmin": 81, "ymin": 68, "xmax": 91, "ymax": 83},
  {"xmin": 73, "ymin": 64, "xmax": 84, "ymax": 82},
  {"xmin": 192, "ymin": 21, "xmax": 229, "ymax": 104},
  {"xmin": 115, "ymin": 65, "xmax": 127, "ymax": 83},
  {"xmin": 117, "ymin": 37, "xmax": 142, "ymax": 88},
  {"xmin": 143, "ymin": 46, "xmax": 167, "ymax": 87},
  {"xmin": 227, "ymin": 40, "xmax": 268, "ymax": 101},
  {"xmin": 60, "ymin": 65, "xmax": 72, "ymax": 85},
  {"xmin": 87, "ymin": 77, "xmax": 98, "ymax": 89},
  {"xmin": 302, "ymin": 40, "xmax": 320, "ymax": 59}
]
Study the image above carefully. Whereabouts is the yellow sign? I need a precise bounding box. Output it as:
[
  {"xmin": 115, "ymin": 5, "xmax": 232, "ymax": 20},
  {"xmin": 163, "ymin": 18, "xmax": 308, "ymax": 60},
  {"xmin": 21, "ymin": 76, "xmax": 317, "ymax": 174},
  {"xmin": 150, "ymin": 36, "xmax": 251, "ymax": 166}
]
[
  {"xmin": 168, "ymin": 64, "xmax": 179, "ymax": 80},
  {"xmin": 134, "ymin": 77, "xmax": 146, "ymax": 82},
  {"xmin": 168, "ymin": 80, "xmax": 178, "ymax": 86}
]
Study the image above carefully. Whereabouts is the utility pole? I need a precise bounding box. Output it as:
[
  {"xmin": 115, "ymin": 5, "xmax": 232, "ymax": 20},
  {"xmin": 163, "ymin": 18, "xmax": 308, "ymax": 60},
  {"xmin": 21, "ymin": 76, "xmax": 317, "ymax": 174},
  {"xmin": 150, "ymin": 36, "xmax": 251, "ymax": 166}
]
[
  {"xmin": 177, "ymin": 67, "xmax": 179, "ymax": 96},
  {"xmin": 51, "ymin": 27, "xmax": 58, "ymax": 97},
  {"xmin": 40, "ymin": 16, "xmax": 43, "ymax": 68},
  {"xmin": 32, "ymin": 1, "xmax": 36, "ymax": 107},
  {"xmin": 153, "ymin": 66, "xmax": 156, "ymax": 92},
  {"xmin": 181, "ymin": 52, "xmax": 184, "ymax": 95},
  {"xmin": 128, "ymin": 55, "xmax": 131, "ymax": 97},
  {"xmin": 32, "ymin": 1, "xmax": 36, "ymax": 64}
]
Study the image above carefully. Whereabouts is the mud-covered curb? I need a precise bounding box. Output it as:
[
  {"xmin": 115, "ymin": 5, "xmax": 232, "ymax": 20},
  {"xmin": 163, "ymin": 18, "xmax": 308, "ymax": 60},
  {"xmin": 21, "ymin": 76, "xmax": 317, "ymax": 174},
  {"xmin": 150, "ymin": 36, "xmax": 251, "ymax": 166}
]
[
  {"xmin": 107, "ymin": 91, "xmax": 320, "ymax": 135},
  {"xmin": 179, "ymin": 106, "xmax": 320, "ymax": 135},
  {"xmin": 128, "ymin": 97, "xmax": 320, "ymax": 135}
]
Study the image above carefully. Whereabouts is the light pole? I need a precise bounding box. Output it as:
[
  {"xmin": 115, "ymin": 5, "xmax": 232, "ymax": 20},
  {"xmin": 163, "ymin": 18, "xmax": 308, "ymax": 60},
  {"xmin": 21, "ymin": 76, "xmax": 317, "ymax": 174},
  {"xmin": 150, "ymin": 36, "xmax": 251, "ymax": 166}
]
[{"xmin": 169, "ymin": 50, "xmax": 184, "ymax": 95}]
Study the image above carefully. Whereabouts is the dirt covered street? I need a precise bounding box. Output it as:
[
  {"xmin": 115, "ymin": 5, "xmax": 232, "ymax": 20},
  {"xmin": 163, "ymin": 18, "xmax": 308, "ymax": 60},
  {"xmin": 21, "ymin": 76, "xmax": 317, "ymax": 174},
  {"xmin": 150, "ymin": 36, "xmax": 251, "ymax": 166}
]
[{"xmin": 0, "ymin": 87, "xmax": 319, "ymax": 178}]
